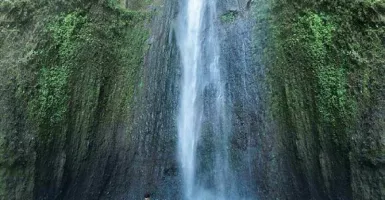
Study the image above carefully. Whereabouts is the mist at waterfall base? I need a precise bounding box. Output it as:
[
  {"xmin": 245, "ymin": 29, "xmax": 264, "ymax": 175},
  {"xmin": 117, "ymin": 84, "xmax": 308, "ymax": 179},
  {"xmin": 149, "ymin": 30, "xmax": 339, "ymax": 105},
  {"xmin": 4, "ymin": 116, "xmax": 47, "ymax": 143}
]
[{"xmin": 176, "ymin": 0, "xmax": 258, "ymax": 199}]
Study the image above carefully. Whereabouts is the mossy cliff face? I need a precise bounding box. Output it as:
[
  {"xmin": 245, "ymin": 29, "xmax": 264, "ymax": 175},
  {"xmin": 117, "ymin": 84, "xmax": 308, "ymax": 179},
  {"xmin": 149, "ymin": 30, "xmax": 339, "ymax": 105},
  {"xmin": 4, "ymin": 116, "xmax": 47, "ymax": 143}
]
[
  {"xmin": 266, "ymin": 0, "xmax": 385, "ymax": 199},
  {"xmin": 0, "ymin": 0, "xmax": 151, "ymax": 199},
  {"xmin": 1, "ymin": 0, "xmax": 385, "ymax": 199}
]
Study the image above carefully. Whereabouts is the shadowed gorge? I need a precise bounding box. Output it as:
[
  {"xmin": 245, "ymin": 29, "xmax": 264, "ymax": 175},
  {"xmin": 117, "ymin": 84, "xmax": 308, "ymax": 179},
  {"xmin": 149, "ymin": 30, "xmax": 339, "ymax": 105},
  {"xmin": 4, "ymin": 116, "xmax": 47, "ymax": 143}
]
[{"xmin": 0, "ymin": 0, "xmax": 384, "ymax": 199}]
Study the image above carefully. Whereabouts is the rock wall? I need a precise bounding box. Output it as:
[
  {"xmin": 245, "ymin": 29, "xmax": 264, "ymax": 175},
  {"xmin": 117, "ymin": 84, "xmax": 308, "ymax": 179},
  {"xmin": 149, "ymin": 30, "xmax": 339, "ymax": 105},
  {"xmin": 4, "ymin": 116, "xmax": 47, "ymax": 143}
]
[
  {"xmin": 0, "ymin": 0, "xmax": 384, "ymax": 199},
  {"xmin": 122, "ymin": 0, "xmax": 181, "ymax": 198},
  {"xmin": 266, "ymin": 0, "xmax": 385, "ymax": 199},
  {"xmin": 1, "ymin": 0, "xmax": 152, "ymax": 199}
]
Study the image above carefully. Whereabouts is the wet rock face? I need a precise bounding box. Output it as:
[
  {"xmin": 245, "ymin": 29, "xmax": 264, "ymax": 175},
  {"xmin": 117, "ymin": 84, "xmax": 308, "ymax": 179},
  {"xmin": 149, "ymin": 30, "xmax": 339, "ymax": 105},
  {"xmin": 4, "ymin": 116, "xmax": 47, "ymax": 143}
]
[
  {"xmin": 217, "ymin": 0, "xmax": 251, "ymax": 14},
  {"xmin": 123, "ymin": 0, "xmax": 267, "ymax": 198},
  {"xmin": 122, "ymin": 0, "xmax": 273, "ymax": 198},
  {"xmin": 122, "ymin": 0, "xmax": 181, "ymax": 199},
  {"xmin": 218, "ymin": 0, "xmax": 266, "ymax": 197},
  {"xmin": 216, "ymin": 0, "xmax": 301, "ymax": 199},
  {"xmin": 1, "ymin": 0, "xmax": 384, "ymax": 200},
  {"xmin": 350, "ymin": 72, "xmax": 385, "ymax": 200}
]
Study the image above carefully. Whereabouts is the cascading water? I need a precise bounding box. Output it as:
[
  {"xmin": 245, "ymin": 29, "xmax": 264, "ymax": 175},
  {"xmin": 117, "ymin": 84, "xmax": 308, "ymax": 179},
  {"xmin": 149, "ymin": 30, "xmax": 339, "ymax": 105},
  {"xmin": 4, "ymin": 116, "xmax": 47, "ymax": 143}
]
[{"xmin": 177, "ymin": 0, "xmax": 237, "ymax": 199}]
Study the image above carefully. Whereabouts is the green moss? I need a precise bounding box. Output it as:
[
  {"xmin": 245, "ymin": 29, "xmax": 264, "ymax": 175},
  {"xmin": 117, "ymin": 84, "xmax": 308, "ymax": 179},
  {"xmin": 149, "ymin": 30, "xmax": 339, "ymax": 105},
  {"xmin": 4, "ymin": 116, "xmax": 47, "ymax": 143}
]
[
  {"xmin": 287, "ymin": 12, "xmax": 355, "ymax": 124},
  {"xmin": 34, "ymin": 66, "xmax": 69, "ymax": 124},
  {"xmin": 293, "ymin": 12, "xmax": 334, "ymax": 63},
  {"xmin": 221, "ymin": 11, "xmax": 238, "ymax": 23},
  {"xmin": 26, "ymin": 4, "xmax": 149, "ymax": 140},
  {"xmin": 317, "ymin": 66, "xmax": 350, "ymax": 123},
  {"xmin": 0, "ymin": 0, "xmax": 151, "ymax": 198},
  {"xmin": 264, "ymin": 2, "xmax": 385, "ymax": 195},
  {"xmin": 267, "ymin": 0, "xmax": 385, "ymax": 128},
  {"xmin": 49, "ymin": 11, "xmax": 87, "ymax": 61},
  {"xmin": 29, "ymin": 12, "xmax": 86, "ymax": 126}
]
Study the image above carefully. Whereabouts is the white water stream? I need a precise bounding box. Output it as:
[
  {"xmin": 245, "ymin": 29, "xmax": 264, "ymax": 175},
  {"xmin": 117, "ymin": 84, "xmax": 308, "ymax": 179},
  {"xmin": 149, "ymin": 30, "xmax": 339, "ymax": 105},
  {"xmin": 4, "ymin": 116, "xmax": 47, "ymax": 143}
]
[{"xmin": 177, "ymin": 0, "xmax": 235, "ymax": 199}]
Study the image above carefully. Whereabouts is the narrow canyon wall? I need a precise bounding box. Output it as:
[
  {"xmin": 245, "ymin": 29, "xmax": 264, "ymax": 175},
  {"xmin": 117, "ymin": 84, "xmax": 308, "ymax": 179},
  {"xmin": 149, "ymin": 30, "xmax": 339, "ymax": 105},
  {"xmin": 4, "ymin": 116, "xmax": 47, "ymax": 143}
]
[
  {"xmin": 1, "ymin": 0, "xmax": 151, "ymax": 199},
  {"xmin": 0, "ymin": 0, "xmax": 384, "ymax": 200},
  {"xmin": 267, "ymin": 0, "xmax": 385, "ymax": 199}
]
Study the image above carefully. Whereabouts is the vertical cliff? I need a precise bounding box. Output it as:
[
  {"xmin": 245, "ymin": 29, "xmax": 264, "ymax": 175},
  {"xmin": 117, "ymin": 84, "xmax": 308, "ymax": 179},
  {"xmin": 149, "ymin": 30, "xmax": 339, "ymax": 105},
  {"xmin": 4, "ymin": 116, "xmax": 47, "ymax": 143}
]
[
  {"xmin": 1, "ymin": 0, "xmax": 151, "ymax": 199},
  {"xmin": 123, "ymin": 0, "xmax": 181, "ymax": 198},
  {"xmin": 267, "ymin": 0, "xmax": 385, "ymax": 199},
  {"xmin": 0, "ymin": 0, "xmax": 384, "ymax": 199}
]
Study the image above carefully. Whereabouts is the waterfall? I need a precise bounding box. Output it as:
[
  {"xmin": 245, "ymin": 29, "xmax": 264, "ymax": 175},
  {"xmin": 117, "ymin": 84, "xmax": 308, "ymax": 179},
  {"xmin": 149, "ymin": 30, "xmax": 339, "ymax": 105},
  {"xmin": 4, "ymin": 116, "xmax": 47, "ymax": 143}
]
[
  {"xmin": 177, "ymin": 0, "xmax": 236, "ymax": 199},
  {"xmin": 177, "ymin": 0, "xmax": 204, "ymax": 198}
]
